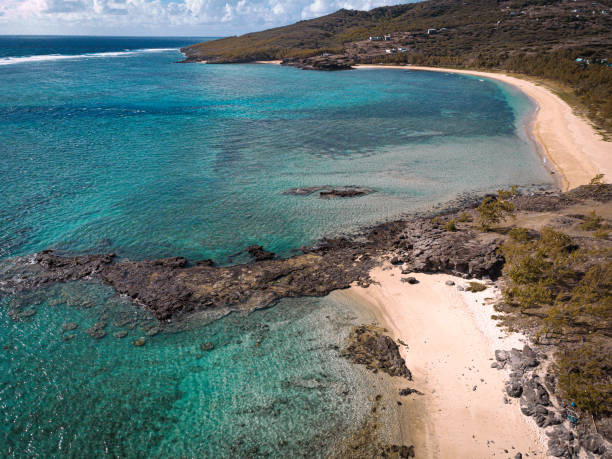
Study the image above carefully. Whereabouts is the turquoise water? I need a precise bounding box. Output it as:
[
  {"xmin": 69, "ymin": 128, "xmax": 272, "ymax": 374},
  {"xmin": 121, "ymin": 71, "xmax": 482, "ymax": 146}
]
[
  {"xmin": 0, "ymin": 45, "xmax": 551, "ymax": 262},
  {"xmin": 1, "ymin": 283, "xmax": 392, "ymax": 457},
  {"xmin": 0, "ymin": 37, "xmax": 553, "ymax": 456}
]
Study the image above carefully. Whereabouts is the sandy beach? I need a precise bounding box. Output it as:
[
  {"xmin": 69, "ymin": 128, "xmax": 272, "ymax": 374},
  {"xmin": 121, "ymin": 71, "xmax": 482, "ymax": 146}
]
[
  {"xmin": 332, "ymin": 267, "xmax": 547, "ymax": 458},
  {"xmin": 356, "ymin": 64, "xmax": 611, "ymax": 191}
]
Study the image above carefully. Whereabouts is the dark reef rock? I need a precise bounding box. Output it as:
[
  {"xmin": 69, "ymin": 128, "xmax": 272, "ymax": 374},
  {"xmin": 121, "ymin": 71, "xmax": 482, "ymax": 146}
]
[
  {"xmin": 281, "ymin": 55, "xmax": 354, "ymax": 71},
  {"xmin": 85, "ymin": 321, "xmax": 107, "ymax": 340},
  {"xmin": 401, "ymin": 277, "xmax": 419, "ymax": 284},
  {"xmin": 283, "ymin": 185, "xmax": 375, "ymax": 198},
  {"xmin": 341, "ymin": 325, "xmax": 412, "ymax": 379},
  {"xmin": 196, "ymin": 259, "xmax": 215, "ymax": 267},
  {"xmin": 246, "ymin": 245, "xmax": 275, "ymax": 261},
  {"xmin": 282, "ymin": 186, "xmax": 328, "ymax": 196},
  {"xmin": 399, "ymin": 387, "xmax": 423, "ymax": 396},
  {"xmin": 319, "ymin": 187, "xmax": 373, "ymax": 198},
  {"xmin": 1, "ymin": 186, "xmax": 610, "ymax": 323},
  {"xmin": 31, "ymin": 250, "xmax": 115, "ymax": 286}
]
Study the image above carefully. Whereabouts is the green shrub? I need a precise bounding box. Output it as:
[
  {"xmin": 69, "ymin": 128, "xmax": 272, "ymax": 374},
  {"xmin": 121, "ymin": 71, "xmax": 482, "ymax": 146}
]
[
  {"xmin": 477, "ymin": 188, "xmax": 517, "ymax": 231},
  {"xmin": 594, "ymin": 228, "xmax": 609, "ymax": 239},
  {"xmin": 539, "ymin": 227, "xmax": 572, "ymax": 252},
  {"xmin": 508, "ymin": 227, "xmax": 530, "ymax": 242},
  {"xmin": 579, "ymin": 211, "xmax": 603, "ymax": 231},
  {"xmin": 556, "ymin": 344, "xmax": 612, "ymax": 416},
  {"xmin": 431, "ymin": 216, "xmax": 441, "ymax": 225},
  {"xmin": 445, "ymin": 219, "xmax": 457, "ymax": 232},
  {"xmin": 589, "ymin": 174, "xmax": 605, "ymax": 186},
  {"xmin": 505, "ymin": 281, "xmax": 554, "ymax": 310},
  {"xmin": 466, "ymin": 281, "xmax": 487, "ymax": 292},
  {"xmin": 457, "ymin": 212, "xmax": 472, "ymax": 223}
]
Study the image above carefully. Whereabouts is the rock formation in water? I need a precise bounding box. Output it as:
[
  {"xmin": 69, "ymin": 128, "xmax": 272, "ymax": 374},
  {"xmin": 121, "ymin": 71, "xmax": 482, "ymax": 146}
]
[
  {"xmin": 1, "ymin": 185, "xmax": 609, "ymax": 324},
  {"xmin": 340, "ymin": 324, "xmax": 412, "ymax": 379}
]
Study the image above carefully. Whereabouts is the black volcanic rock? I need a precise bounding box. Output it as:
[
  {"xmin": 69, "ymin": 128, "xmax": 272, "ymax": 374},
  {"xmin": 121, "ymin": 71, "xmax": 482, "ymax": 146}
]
[
  {"xmin": 341, "ymin": 325, "xmax": 412, "ymax": 379},
  {"xmin": 283, "ymin": 185, "xmax": 375, "ymax": 198},
  {"xmin": 1, "ymin": 186, "xmax": 609, "ymax": 323},
  {"xmin": 319, "ymin": 187, "xmax": 373, "ymax": 198},
  {"xmin": 246, "ymin": 245, "xmax": 275, "ymax": 261},
  {"xmin": 281, "ymin": 55, "xmax": 354, "ymax": 71}
]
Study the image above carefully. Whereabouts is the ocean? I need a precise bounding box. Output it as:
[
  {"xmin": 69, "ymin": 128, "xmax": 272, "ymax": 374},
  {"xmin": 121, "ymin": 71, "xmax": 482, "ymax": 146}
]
[{"xmin": 0, "ymin": 36, "xmax": 553, "ymax": 456}]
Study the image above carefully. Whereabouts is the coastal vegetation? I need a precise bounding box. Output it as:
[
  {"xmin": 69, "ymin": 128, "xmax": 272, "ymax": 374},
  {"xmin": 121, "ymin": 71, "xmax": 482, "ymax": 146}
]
[
  {"xmin": 476, "ymin": 187, "xmax": 517, "ymax": 231},
  {"xmin": 182, "ymin": 0, "xmax": 612, "ymax": 132},
  {"xmin": 497, "ymin": 210, "xmax": 611, "ymax": 417},
  {"xmin": 466, "ymin": 281, "xmax": 487, "ymax": 292}
]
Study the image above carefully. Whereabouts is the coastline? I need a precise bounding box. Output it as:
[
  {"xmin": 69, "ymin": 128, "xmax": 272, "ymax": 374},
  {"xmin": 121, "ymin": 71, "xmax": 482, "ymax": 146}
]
[
  {"xmin": 254, "ymin": 60, "xmax": 610, "ymax": 191},
  {"xmin": 355, "ymin": 64, "xmax": 610, "ymax": 191},
  {"xmin": 332, "ymin": 267, "xmax": 548, "ymax": 458}
]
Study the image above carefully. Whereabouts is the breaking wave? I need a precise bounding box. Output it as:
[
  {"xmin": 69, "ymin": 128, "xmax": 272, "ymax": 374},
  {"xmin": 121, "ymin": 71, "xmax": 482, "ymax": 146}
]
[{"xmin": 0, "ymin": 48, "xmax": 178, "ymax": 65}]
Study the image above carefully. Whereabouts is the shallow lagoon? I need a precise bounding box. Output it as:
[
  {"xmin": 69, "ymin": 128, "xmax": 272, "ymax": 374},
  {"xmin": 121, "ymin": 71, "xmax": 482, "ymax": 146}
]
[{"xmin": 0, "ymin": 41, "xmax": 552, "ymax": 456}]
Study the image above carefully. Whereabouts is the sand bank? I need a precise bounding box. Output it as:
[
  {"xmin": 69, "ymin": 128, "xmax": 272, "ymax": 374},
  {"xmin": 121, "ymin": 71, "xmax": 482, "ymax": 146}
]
[
  {"xmin": 331, "ymin": 267, "xmax": 547, "ymax": 458},
  {"xmin": 356, "ymin": 64, "xmax": 611, "ymax": 191}
]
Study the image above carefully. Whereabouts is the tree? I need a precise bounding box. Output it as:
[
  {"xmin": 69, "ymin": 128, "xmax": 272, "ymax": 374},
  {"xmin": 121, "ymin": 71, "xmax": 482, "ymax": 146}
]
[{"xmin": 477, "ymin": 187, "xmax": 517, "ymax": 231}]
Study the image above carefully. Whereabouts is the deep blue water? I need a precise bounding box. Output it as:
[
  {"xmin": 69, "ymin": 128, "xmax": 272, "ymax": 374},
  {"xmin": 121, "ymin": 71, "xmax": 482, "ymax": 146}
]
[
  {"xmin": 0, "ymin": 35, "xmax": 214, "ymax": 60},
  {"xmin": 0, "ymin": 36, "xmax": 554, "ymax": 457}
]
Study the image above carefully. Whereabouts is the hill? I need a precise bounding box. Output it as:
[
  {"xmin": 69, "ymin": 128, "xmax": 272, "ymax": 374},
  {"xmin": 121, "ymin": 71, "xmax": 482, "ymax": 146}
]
[{"xmin": 181, "ymin": 0, "xmax": 612, "ymax": 131}]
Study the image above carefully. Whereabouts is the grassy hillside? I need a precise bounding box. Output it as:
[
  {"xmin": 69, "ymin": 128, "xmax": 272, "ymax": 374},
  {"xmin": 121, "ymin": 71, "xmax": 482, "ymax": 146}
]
[{"xmin": 182, "ymin": 0, "xmax": 612, "ymax": 132}]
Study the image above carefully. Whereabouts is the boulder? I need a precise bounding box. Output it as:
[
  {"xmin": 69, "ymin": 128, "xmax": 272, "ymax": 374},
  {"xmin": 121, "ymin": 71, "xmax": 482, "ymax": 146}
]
[
  {"xmin": 246, "ymin": 245, "xmax": 275, "ymax": 262},
  {"xmin": 547, "ymin": 436, "xmax": 568, "ymax": 457},
  {"xmin": 521, "ymin": 344, "xmax": 539, "ymax": 368},
  {"xmin": 509, "ymin": 348, "xmax": 523, "ymax": 370},
  {"xmin": 506, "ymin": 381, "xmax": 523, "ymax": 398},
  {"xmin": 341, "ymin": 325, "xmax": 412, "ymax": 379},
  {"xmin": 583, "ymin": 435, "xmax": 606, "ymax": 455},
  {"xmin": 495, "ymin": 350, "xmax": 510, "ymax": 362},
  {"xmin": 399, "ymin": 387, "xmax": 423, "ymax": 396},
  {"xmin": 520, "ymin": 395, "xmax": 535, "ymax": 416}
]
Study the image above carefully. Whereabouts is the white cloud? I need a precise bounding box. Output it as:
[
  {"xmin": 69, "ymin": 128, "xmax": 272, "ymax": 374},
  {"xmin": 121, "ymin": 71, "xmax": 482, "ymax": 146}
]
[{"xmin": 0, "ymin": 0, "xmax": 404, "ymax": 36}]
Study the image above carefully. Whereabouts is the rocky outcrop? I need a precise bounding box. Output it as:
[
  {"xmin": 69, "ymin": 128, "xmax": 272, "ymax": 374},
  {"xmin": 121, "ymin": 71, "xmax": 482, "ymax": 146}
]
[
  {"xmin": 389, "ymin": 219, "xmax": 505, "ymax": 279},
  {"xmin": 2, "ymin": 186, "xmax": 610, "ymax": 322},
  {"xmin": 340, "ymin": 325, "xmax": 412, "ymax": 379},
  {"xmin": 246, "ymin": 245, "xmax": 275, "ymax": 261},
  {"xmin": 32, "ymin": 250, "xmax": 116, "ymax": 285},
  {"xmin": 319, "ymin": 187, "xmax": 374, "ymax": 198},
  {"xmin": 281, "ymin": 55, "xmax": 354, "ymax": 71},
  {"xmin": 1, "ymin": 219, "xmax": 503, "ymax": 321},
  {"xmin": 283, "ymin": 185, "xmax": 375, "ymax": 198},
  {"xmin": 494, "ymin": 345, "xmax": 610, "ymax": 457}
]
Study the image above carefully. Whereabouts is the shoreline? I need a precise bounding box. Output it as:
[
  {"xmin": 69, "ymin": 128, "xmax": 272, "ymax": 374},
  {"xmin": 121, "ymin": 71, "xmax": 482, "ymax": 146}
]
[
  {"xmin": 332, "ymin": 267, "xmax": 548, "ymax": 458},
  {"xmin": 254, "ymin": 60, "xmax": 610, "ymax": 191},
  {"xmin": 355, "ymin": 64, "xmax": 610, "ymax": 191}
]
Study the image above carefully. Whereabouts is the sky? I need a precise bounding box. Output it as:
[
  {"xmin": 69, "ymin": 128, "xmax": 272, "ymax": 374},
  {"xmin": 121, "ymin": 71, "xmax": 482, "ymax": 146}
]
[{"xmin": 0, "ymin": 0, "xmax": 404, "ymax": 36}]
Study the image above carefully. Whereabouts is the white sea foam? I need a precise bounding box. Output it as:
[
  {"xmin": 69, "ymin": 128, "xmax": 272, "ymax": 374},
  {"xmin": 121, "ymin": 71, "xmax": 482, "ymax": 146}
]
[{"xmin": 0, "ymin": 48, "xmax": 178, "ymax": 66}]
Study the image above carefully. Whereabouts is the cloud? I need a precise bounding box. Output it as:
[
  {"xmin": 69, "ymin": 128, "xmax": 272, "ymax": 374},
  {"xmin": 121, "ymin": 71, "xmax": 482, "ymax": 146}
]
[
  {"xmin": 0, "ymin": 0, "xmax": 404, "ymax": 35},
  {"xmin": 44, "ymin": 0, "xmax": 87, "ymax": 13}
]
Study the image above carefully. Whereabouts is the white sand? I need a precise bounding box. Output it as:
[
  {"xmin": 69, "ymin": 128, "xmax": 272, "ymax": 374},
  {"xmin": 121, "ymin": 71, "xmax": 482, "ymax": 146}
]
[
  {"xmin": 356, "ymin": 64, "xmax": 611, "ymax": 191},
  {"xmin": 332, "ymin": 267, "xmax": 548, "ymax": 458}
]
